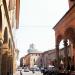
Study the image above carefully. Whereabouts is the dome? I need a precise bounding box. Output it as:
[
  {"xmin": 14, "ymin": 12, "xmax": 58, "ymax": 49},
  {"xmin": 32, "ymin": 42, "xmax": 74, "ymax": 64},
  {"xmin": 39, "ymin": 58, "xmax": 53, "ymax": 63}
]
[{"xmin": 27, "ymin": 44, "xmax": 37, "ymax": 53}]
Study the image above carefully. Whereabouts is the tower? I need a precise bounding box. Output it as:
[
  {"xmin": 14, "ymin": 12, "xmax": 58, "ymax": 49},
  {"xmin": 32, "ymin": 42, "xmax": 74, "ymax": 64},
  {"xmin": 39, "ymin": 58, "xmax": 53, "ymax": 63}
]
[{"xmin": 68, "ymin": 0, "xmax": 75, "ymax": 8}]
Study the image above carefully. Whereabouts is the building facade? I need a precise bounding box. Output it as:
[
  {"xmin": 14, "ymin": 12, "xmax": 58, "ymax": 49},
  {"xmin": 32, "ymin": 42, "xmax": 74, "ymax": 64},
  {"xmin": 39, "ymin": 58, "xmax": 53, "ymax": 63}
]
[
  {"xmin": 42, "ymin": 49, "xmax": 56, "ymax": 68},
  {"xmin": 42, "ymin": 46, "xmax": 71, "ymax": 68},
  {"xmin": 0, "ymin": 0, "xmax": 20, "ymax": 75},
  {"xmin": 23, "ymin": 44, "xmax": 42, "ymax": 68},
  {"xmin": 53, "ymin": 0, "xmax": 75, "ymax": 70},
  {"xmin": 23, "ymin": 53, "xmax": 42, "ymax": 68},
  {"xmin": 24, "ymin": 48, "xmax": 71, "ymax": 69}
]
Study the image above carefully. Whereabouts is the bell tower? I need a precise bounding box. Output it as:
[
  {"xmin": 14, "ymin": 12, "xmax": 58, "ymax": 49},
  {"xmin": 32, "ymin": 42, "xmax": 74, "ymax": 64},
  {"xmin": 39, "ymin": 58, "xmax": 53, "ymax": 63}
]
[{"xmin": 68, "ymin": 0, "xmax": 75, "ymax": 9}]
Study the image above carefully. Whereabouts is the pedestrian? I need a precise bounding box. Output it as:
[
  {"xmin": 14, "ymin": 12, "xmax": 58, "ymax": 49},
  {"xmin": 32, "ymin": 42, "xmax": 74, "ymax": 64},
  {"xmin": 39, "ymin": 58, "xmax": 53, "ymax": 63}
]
[
  {"xmin": 32, "ymin": 70, "xmax": 35, "ymax": 73},
  {"xmin": 32, "ymin": 69, "xmax": 35, "ymax": 74},
  {"xmin": 20, "ymin": 70, "xmax": 22, "ymax": 75},
  {"xmin": 7, "ymin": 72, "xmax": 9, "ymax": 75}
]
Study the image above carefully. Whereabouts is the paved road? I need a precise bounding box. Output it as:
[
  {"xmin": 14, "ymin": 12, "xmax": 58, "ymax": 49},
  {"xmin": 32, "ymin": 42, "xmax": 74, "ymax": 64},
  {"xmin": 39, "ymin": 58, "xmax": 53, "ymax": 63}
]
[{"xmin": 14, "ymin": 70, "xmax": 43, "ymax": 75}]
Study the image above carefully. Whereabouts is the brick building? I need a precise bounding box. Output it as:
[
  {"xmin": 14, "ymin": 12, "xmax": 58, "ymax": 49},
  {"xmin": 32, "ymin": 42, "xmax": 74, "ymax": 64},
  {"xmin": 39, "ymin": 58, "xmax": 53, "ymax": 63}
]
[
  {"xmin": 23, "ymin": 53, "xmax": 42, "ymax": 68},
  {"xmin": 23, "ymin": 46, "xmax": 71, "ymax": 69},
  {"xmin": 42, "ymin": 46, "xmax": 71, "ymax": 68},
  {"xmin": 23, "ymin": 44, "xmax": 42, "ymax": 68},
  {"xmin": 53, "ymin": 0, "xmax": 75, "ymax": 70}
]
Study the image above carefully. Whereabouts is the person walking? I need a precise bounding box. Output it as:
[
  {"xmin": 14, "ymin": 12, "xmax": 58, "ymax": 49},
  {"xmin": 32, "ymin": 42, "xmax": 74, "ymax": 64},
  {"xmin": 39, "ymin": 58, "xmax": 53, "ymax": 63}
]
[
  {"xmin": 20, "ymin": 70, "xmax": 22, "ymax": 75},
  {"xmin": 31, "ymin": 68, "xmax": 35, "ymax": 74}
]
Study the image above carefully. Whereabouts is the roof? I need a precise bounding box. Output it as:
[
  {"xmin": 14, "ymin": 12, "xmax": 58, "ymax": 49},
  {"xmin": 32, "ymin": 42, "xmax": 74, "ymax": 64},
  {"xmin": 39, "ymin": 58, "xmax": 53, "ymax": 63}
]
[{"xmin": 24, "ymin": 52, "xmax": 42, "ymax": 59}]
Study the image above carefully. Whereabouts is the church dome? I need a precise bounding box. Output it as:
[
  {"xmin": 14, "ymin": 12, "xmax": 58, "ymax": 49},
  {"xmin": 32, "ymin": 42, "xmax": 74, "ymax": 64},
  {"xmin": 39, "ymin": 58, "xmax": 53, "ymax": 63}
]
[{"xmin": 27, "ymin": 44, "xmax": 37, "ymax": 53}]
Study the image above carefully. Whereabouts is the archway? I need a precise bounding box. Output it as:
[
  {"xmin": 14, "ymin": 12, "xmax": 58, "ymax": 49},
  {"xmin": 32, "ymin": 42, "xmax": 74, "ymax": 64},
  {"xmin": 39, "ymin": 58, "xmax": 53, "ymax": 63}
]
[
  {"xmin": 64, "ymin": 27, "xmax": 75, "ymax": 70},
  {"xmin": 56, "ymin": 34, "xmax": 71, "ymax": 69},
  {"xmin": 65, "ymin": 27, "xmax": 75, "ymax": 48},
  {"xmin": 55, "ymin": 35, "xmax": 63, "ymax": 67}
]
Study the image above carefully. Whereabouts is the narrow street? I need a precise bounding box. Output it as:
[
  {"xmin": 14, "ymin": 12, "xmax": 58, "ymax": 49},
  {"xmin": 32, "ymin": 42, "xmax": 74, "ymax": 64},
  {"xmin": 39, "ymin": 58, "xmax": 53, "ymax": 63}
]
[
  {"xmin": 1, "ymin": 0, "xmax": 75, "ymax": 75},
  {"xmin": 14, "ymin": 71, "xmax": 43, "ymax": 75}
]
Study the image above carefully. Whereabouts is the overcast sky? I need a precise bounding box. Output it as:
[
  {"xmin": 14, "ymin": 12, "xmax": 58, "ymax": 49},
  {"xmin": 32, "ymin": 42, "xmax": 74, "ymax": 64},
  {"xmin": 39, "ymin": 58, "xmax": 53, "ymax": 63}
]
[{"xmin": 16, "ymin": 0, "xmax": 69, "ymax": 61}]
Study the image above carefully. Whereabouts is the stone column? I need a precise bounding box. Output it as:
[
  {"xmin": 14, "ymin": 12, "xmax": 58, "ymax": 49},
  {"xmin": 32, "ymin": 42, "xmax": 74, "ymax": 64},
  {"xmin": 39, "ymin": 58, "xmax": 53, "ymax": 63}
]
[
  {"xmin": 2, "ymin": 43, "xmax": 8, "ymax": 75},
  {"xmin": 63, "ymin": 39, "xmax": 69, "ymax": 70},
  {"xmin": 0, "ymin": 39, "xmax": 3, "ymax": 75},
  {"xmin": 56, "ymin": 44, "xmax": 60, "ymax": 68},
  {"xmin": 10, "ymin": 55, "xmax": 13, "ymax": 75}
]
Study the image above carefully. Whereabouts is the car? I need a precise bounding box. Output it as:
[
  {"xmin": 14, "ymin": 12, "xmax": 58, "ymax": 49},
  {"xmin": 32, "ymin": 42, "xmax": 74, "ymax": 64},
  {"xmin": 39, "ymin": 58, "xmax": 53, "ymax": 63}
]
[
  {"xmin": 17, "ymin": 67, "xmax": 22, "ymax": 71},
  {"xmin": 42, "ymin": 68, "xmax": 48, "ymax": 75},
  {"xmin": 30, "ymin": 66, "xmax": 40, "ymax": 71},
  {"xmin": 24, "ymin": 67, "xmax": 29, "ymax": 72},
  {"xmin": 42, "ymin": 65, "xmax": 59, "ymax": 75},
  {"xmin": 30, "ymin": 68, "xmax": 34, "ymax": 71},
  {"xmin": 47, "ymin": 65, "xmax": 59, "ymax": 75},
  {"xmin": 40, "ymin": 67, "xmax": 44, "ymax": 73},
  {"xmin": 34, "ymin": 67, "xmax": 40, "ymax": 71},
  {"xmin": 33, "ymin": 65, "xmax": 40, "ymax": 71}
]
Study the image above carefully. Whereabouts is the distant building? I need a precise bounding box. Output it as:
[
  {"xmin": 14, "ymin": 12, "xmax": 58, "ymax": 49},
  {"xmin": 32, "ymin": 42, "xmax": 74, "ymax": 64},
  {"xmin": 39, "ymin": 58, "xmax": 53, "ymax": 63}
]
[
  {"xmin": 23, "ymin": 44, "xmax": 71, "ymax": 69},
  {"xmin": 42, "ymin": 46, "xmax": 71, "ymax": 68},
  {"xmin": 42, "ymin": 49, "xmax": 55, "ymax": 68},
  {"xmin": 24, "ymin": 53, "xmax": 42, "ymax": 68},
  {"xmin": 23, "ymin": 44, "xmax": 42, "ymax": 68}
]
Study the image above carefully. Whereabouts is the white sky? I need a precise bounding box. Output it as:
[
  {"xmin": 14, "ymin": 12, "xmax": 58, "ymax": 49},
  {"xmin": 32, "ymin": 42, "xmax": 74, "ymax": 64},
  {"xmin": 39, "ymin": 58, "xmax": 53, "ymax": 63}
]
[{"xmin": 16, "ymin": 0, "xmax": 69, "ymax": 60}]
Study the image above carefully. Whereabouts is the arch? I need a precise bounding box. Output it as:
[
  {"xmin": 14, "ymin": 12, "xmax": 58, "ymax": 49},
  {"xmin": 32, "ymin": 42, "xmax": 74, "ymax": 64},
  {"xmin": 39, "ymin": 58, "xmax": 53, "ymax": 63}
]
[
  {"xmin": 64, "ymin": 27, "xmax": 75, "ymax": 48},
  {"xmin": 65, "ymin": 27, "xmax": 75, "ymax": 41},
  {"xmin": 0, "ymin": 6, "xmax": 2, "ymax": 31},
  {"xmin": 3, "ymin": 27, "xmax": 8, "ymax": 43},
  {"xmin": 64, "ymin": 27, "xmax": 75, "ymax": 70}
]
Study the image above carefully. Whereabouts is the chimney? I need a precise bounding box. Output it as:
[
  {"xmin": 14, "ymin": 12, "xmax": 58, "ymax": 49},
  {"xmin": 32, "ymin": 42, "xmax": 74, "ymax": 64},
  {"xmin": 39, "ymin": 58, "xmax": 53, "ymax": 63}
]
[{"xmin": 68, "ymin": 0, "xmax": 75, "ymax": 9}]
